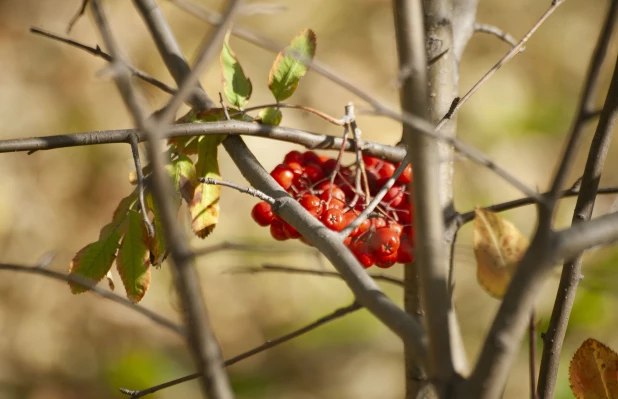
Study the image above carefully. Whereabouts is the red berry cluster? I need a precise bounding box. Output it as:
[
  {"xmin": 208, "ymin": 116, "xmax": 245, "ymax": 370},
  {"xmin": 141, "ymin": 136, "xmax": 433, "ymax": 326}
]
[{"xmin": 251, "ymin": 150, "xmax": 415, "ymax": 268}]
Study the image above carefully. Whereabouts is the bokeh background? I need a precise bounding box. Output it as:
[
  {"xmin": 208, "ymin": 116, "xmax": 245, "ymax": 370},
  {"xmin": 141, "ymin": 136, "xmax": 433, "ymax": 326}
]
[{"xmin": 1, "ymin": 0, "xmax": 617, "ymax": 398}]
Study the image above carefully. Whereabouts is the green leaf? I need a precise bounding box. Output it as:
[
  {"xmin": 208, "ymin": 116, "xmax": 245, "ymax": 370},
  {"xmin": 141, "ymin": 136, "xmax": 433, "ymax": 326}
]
[
  {"xmin": 169, "ymin": 154, "xmax": 197, "ymax": 204},
  {"xmin": 190, "ymin": 135, "xmax": 225, "ymax": 238},
  {"xmin": 69, "ymin": 190, "xmax": 137, "ymax": 294},
  {"xmin": 268, "ymin": 29, "xmax": 316, "ymax": 102},
  {"xmin": 220, "ymin": 33, "xmax": 252, "ymax": 108},
  {"xmin": 258, "ymin": 107, "xmax": 282, "ymax": 126},
  {"xmin": 69, "ymin": 227, "xmax": 123, "ymax": 294},
  {"xmin": 117, "ymin": 210, "xmax": 151, "ymax": 303}
]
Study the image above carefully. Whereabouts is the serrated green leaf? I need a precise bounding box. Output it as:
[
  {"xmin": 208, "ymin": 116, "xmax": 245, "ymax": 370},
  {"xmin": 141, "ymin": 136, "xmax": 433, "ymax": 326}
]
[
  {"xmin": 220, "ymin": 33, "xmax": 252, "ymax": 108},
  {"xmin": 258, "ymin": 107, "xmax": 282, "ymax": 126},
  {"xmin": 190, "ymin": 135, "xmax": 225, "ymax": 238},
  {"xmin": 116, "ymin": 210, "xmax": 151, "ymax": 303},
  {"xmin": 268, "ymin": 29, "xmax": 316, "ymax": 102},
  {"xmin": 69, "ymin": 227, "xmax": 123, "ymax": 294},
  {"xmin": 69, "ymin": 190, "xmax": 138, "ymax": 294}
]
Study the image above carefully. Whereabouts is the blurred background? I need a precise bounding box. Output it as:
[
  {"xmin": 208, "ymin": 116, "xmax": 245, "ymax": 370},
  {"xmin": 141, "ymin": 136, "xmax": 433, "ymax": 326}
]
[{"xmin": 0, "ymin": 0, "xmax": 617, "ymax": 398}]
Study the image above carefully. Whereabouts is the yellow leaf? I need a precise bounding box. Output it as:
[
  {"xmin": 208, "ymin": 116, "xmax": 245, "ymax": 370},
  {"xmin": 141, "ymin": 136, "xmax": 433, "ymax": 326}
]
[
  {"xmin": 570, "ymin": 338, "xmax": 618, "ymax": 399},
  {"xmin": 190, "ymin": 135, "xmax": 225, "ymax": 238},
  {"xmin": 473, "ymin": 208, "xmax": 529, "ymax": 298}
]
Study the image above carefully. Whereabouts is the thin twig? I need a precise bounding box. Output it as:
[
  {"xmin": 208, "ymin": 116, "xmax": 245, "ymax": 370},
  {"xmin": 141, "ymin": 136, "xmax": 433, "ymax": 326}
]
[
  {"xmin": 119, "ymin": 301, "xmax": 363, "ymax": 398},
  {"xmin": 199, "ymin": 177, "xmax": 275, "ymax": 204},
  {"xmin": 0, "ymin": 262, "xmax": 184, "ymax": 336},
  {"xmin": 458, "ymin": 186, "xmax": 618, "ymax": 225},
  {"xmin": 227, "ymin": 264, "xmax": 405, "ymax": 287},
  {"xmin": 235, "ymin": 103, "xmax": 346, "ymax": 126},
  {"xmin": 66, "ymin": 0, "xmax": 89, "ymax": 33},
  {"xmin": 193, "ymin": 241, "xmax": 317, "ymax": 257},
  {"xmin": 474, "ymin": 23, "xmax": 519, "ymax": 47},
  {"xmin": 133, "ymin": 0, "xmax": 215, "ymax": 108},
  {"xmin": 435, "ymin": 1, "xmax": 565, "ymax": 132},
  {"xmin": 29, "ymin": 27, "xmax": 177, "ymax": 95},
  {"xmin": 538, "ymin": 2, "xmax": 618, "ymax": 396},
  {"xmin": 128, "ymin": 133, "xmax": 155, "ymax": 236}
]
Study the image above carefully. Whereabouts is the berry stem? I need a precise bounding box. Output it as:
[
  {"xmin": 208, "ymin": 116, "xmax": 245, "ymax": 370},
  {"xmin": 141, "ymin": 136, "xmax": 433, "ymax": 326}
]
[{"xmin": 339, "ymin": 156, "xmax": 411, "ymax": 238}]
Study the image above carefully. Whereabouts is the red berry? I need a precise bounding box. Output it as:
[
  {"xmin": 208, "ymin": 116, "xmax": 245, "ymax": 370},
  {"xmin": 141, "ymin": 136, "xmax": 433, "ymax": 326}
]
[
  {"xmin": 271, "ymin": 164, "xmax": 295, "ymax": 190},
  {"xmin": 284, "ymin": 150, "xmax": 303, "ymax": 164},
  {"xmin": 396, "ymin": 163, "xmax": 413, "ymax": 184},
  {"xmin": 351, "ymin": 218, "xmax": 371, "ymax": 238},
  {"xmin": 299, "ymin": 194, "xmax": 321, "ymax": 213},
  {"xmin": 372, "ymin": 227, "xmax": 401, "ymax": 256},
  {"xmin": 386, "ymin": 221, "xmax": 403, "ymax": 236},
  {"xmin": 287, "ymin": 161, "xmax": 304, "ymax": 176},
  {"xmin": 375, "ymin": 251, "xmax": 398, "ymax": 268},
  {"xmin": 376, "ymin": 162, "xmax": 396, "ymax": 186},
  {"xmin": 326, "ymin": 198, "xmax": 346, "ymax": 210},
  {"xmin": 302, "ymin": 151, "xmax": 321, "ymax": 165},
  {"xmin": 362, "ymin": 155, "xmax": 381, "ymax": 169},
  {"xmin": 270, "ymin": 221, "xmax": 288, "ymax": 241},
  {"xmin": 321, "ymin": 208, "xmax": 346, "ymax": 231},
  {"xmin": 304, "ymin": 163, "xmax": 325, "ymax": 182},
  {"xmin": 343, "ymin": 236, "xmax": 352, "ymax": 246},
  {"xmin": 319, "ymin": 187, "xmax": 346, "ymax": 203},
  {"xmin": 282, "ymin": 222, "xmax": 301, "ymax": 239},
  {"xmin": 350, "ymin": 240, "xmax": 375, "ymax": 268},
  {"xmin": 251, "ymin": 201, "xmax": 274, "ymax": 226},
  {"xmin": 372, "ymin": 218, "xmax": 387, "ymax": 229}
]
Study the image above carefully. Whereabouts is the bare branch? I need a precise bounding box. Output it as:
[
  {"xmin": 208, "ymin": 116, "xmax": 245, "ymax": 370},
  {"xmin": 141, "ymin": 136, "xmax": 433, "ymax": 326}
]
[
  {"xmin": 227, "ymin": 264, "xmax": 405, "ymax": 287},
  {"xmin": 462, "ymin": 18, "xmax": 618, "ymax": 399},
  {"xmin": 474, "ymin": 23, "xmax": 519, "ymax": 47},
  {"xmin": 0, "ymin": 262, "xmax": 184, "ymax": 336},
  {"xmin": 0, "ymin": 121, "xmax": 406, "ymax": 162},
  {"xmin": 119, "ymin": 301, "xmax": 362, "ymax": 398},
  {"xmin": 89, "ymin": 0, "xmax": 235, "ymax": 397},
  {"xmin": 529, "ymin": 312, "xmax": 538, "ymax": 399},
  {"xmin": 133, "ymin": 0, "xmax": 215, "ymax": 109},
  {"xmin": 458, "ymin": 186, "xmax": 618, "ymax": 225},
  {"xmin": 66, "ymin": 0, "xmax": 89, "ymax": 33},
  {"xmin": 393, "ymin": 0, "xmax": 456, "ymax": 395},
  {"xmin": 435, "ymin": 1, "xmax": 565, "ymax": 132},
  {"xmin": 546, "ymin": 0, "xmax": 617, "ymax": 203},
  {"xmin": 30, "ymin": 27, "xmax": 177, "ymax": 96},
  {"xmin": 538, "ymin": 3, "xmax": 618, "ymax": 395}
]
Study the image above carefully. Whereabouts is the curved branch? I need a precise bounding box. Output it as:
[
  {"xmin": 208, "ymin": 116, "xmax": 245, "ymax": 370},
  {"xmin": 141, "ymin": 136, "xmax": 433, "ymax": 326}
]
[{"xmin": 0, "ymin": 262, "xmax": 184, "ymax": 336}]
